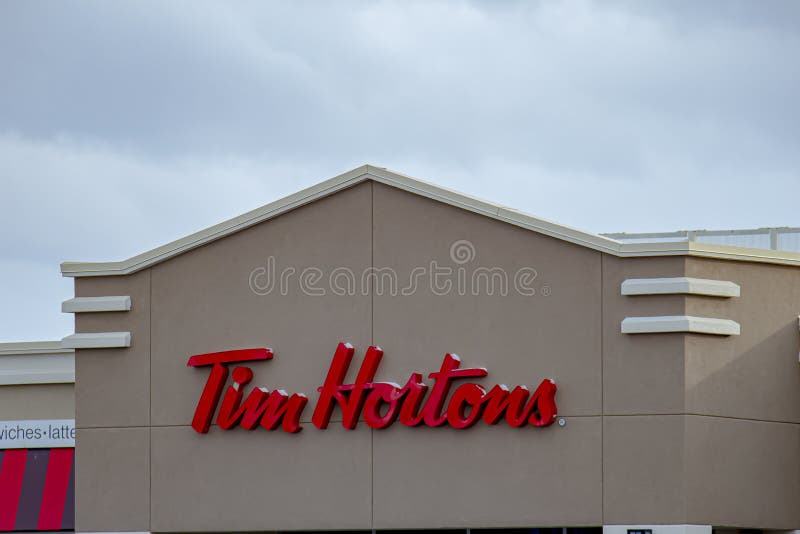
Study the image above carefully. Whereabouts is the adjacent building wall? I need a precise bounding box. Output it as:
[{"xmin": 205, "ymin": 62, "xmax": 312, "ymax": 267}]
[
  {"xmin": 0, "ymin": 343, "xmax": 75, "ymax": 420},
  {"xmin": 0, "ymin": 343, "xmax": 76, "ymax": 532}
]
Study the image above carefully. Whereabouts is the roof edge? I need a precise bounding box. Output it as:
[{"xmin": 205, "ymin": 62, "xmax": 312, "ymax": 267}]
[
  {"xmin": 61, "ymin": 164, "xmax": 375, "ymax": 277},
  {"xmin": 617, "ymin": 240, "xmax": 800, "ymax": 267},
  {"xmin": 60, "ymin": 164, "xmax": 800, "ymax": 277},
  {"xmin": 0, "ymin": 341, "xmax": 74, "ymax": 356}
]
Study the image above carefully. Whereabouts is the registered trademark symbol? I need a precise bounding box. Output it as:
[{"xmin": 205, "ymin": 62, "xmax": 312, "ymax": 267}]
[{"xmin": 541, "ymin": 285, "xmax": 552, "ymax": 297}]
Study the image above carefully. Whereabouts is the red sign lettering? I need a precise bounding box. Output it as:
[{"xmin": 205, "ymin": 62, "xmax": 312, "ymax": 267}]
[{"xmin": 188, "ymin": 342, "xmax": 557, "ymax": 434}]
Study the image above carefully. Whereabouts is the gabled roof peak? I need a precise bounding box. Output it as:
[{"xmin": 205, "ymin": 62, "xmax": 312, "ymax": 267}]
[{"xmin": 61, "ymin": 165, "xmax": 800, "ymax": 277}]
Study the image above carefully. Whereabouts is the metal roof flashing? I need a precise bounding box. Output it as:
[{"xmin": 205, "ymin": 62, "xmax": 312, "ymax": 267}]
[{"xmin": 60, "ymin": 165, "xmax": 800, "ymax": 277}]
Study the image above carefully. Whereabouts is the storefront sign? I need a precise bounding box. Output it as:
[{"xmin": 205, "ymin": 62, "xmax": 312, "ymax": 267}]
[
  {"xmin": 0, "ymin": 419, "xmax": 75, "ymax": 449},
  {"xmin": 188, "ymin": 343, "xmax": 558, "ymax": 434}
]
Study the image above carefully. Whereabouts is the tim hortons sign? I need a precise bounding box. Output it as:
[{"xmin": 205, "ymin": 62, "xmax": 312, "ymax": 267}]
[{"xmin": 188, "ymin": 342, "xmax": 558, "ymax": 434}]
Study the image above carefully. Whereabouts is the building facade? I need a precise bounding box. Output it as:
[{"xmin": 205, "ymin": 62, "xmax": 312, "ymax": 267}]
[
  {"xmin": 0, "ymin": 342, "xmax": 75, "ymax": 531},
  {"xmin": 6, "ymin": 165, "xmax": 800, "ymax": 533}
]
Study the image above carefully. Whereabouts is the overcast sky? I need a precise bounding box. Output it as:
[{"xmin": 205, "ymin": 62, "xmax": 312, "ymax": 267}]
[{"xmin": 1, "ymin": 0, "xmax": 799, "ymax": 341}]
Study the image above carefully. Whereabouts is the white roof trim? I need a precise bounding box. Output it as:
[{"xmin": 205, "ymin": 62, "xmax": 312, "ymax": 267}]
[
  {"xmin": 622, "ymin": 277, "xmax": 740, "ymax": 297},
  {"xmin": 0, "ymin": 354, "xmax": 75, "ymax": 385},
  {"xmin": 60, "ymin": 165, "xmax": 800, "ymax": 277},
  {"xmin": 621, "ymin": 316, "xmax": 740, "ymax": 336},
  {"xmin": 62, "ymin": 296, "xmax": 131, "ymax": 313},
  {"xmin": 0, "ymin": 341, "xmax": 73, "ymax": 356},
  {"xmin": 0, "ymin": 342, "xmax": 75, "ymax": 386},
  {"xmin": 61, "ymin": 332, "xmax": 131, "ymax": 349}
]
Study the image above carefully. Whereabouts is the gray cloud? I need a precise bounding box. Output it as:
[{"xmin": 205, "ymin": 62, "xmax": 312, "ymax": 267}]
[{"xmin": 1, "ymin": 0, "xmax": 798, "ymax": 340}]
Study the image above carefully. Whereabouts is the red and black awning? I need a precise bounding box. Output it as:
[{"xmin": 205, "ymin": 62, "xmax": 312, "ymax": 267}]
[{"xmin": 0, "ymin": 449, "xmax": 74, "ymax": 531}]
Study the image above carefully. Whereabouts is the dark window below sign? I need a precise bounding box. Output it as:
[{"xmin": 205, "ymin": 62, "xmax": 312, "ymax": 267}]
[{"xmin": 628, "ymin": 530, "xmax": 653, "ymax": 534}]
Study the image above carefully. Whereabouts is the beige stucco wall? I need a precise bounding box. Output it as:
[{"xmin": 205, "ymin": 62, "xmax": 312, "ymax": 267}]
[
  {"xmin": 72, "ymin": 181, "xmax": 800, "ymax": 532},
  {"xmin": 370, "ymin": 184, "xmax": 604, "ymax": 528},
  {"xmin": 684, "ymin": 257, "xmax": 800, "ymax": 423},
  {"xmin": 683, "ymin": 257, "xmax": 800, "ymax": 529}
]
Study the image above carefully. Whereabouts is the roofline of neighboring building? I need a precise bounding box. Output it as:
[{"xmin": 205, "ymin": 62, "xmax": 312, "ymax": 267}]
[
  {"xmin": 60, "ymin": 164, "xmax": 800, "ymax": 277},
  {"xmin": 0, "ymin": 341, "xmax": 73, "ymax": 356},
  {"xmin": 0, "ymin": 341, "xmax": 75, "ymax": 385}
]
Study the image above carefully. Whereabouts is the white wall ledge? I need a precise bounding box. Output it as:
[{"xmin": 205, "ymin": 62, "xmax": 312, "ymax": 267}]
[
  {"xmin": 622, "ymin": 316, "xmax": 740, "ymax": 336},
  {"xmin": 62, "ymin": 296, "xmax": 131, "ymax": 313},
  {"xmin": 61, "ymin": 332, "xmax": 131, "ymax": 349},
  {"xmin": 0, "ymin": 342, "xmax": 75, "ymax": 385},
  {"xmin": 0, "ymin": 341, "xmax": 71, "ymax": 356},
  {"xmin": 0, "ymin": 370, "xmax": 75, "ymax": 385},
  {"xmin": 622, "ymin": 277, "xmax": 740, "ymax": 297}
]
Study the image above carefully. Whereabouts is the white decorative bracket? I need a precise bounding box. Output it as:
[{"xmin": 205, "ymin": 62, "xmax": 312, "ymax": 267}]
[
  {"xmin": 62, "ymin": 296, "xmax": 131, "ymax": 313},
  {"xmin": 622, "ymin": 277, "xmax": 740, "ymax": 297},
  {"xmin": 61, "ymin": 332, "xmax": 131, "ymax": 349},
  {"xmin": 622, "ymin": 316, "xmax": 740, "ymax": 336}
]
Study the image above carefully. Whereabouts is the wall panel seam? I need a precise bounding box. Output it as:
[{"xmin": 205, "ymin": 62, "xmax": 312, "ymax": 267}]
[
  {"xmin": 369, "ymin": 181, "xmax": 375, "ymax": 530},
  {"xmin": 76, "ymin": 412, "xmax": 800, "ymax": 431},
  {"xmin": 148, "ymin": 269, "xmax": 152, "ymax": 532},
  {"xmin": 600, "ymin": 251, "xmax": 605, "ymax": 525},
  {"xmin": 601, "ymin": 413, "xmax": 800, "ymax": 426}
]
